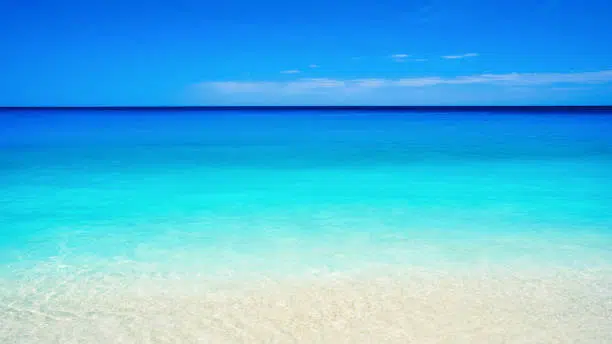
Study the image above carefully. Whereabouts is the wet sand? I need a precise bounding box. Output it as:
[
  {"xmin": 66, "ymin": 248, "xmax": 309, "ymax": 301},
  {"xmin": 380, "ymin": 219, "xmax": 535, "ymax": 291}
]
[{"xmin": 2, "ymin": 266, "xmax": 611, "ymax": 343}]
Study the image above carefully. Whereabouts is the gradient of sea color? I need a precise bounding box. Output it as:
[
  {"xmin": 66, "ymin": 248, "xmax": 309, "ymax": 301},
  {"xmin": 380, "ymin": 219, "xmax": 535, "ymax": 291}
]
[{"xmin": 1, "ymin": 109, "xmax": 612, "ymax": 343}]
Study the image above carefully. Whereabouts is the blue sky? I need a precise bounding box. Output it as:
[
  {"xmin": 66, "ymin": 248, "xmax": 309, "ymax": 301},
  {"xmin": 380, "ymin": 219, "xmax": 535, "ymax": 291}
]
[{"xmin": 1, "ymin": 0, "xmax": 612, "ymax": 106}]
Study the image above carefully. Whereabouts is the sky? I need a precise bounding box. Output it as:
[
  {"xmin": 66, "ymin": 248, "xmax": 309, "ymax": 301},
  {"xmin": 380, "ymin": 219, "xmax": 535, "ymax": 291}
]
[{"xmin": 1, "ymin": 0, "xmax": 612, "ymax": 106}]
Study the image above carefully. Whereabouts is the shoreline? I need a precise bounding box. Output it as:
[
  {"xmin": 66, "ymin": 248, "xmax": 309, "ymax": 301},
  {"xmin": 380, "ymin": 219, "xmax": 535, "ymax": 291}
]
[{"xmin": 2, "ymin": 265, "xmax": 611, "ymax": 343}]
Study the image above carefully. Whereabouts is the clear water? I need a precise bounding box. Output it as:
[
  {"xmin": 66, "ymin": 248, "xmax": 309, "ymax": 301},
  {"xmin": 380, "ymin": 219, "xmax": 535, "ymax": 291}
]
[{"xmin": 1, "ymin": 110, "xmax": 612, "ymax": 277}]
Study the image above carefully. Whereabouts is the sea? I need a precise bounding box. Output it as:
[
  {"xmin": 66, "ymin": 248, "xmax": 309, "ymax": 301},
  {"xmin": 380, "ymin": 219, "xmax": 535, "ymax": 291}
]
[{"xmin": 1, "ymin": 108, "xmax": 611, "ymax": 343}]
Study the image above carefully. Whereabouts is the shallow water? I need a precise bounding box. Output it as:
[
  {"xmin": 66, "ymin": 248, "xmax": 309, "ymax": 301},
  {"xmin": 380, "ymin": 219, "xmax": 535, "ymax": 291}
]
[{"xmin": 1, "ymin": 109, "xmax": 611, "ymax": 342}]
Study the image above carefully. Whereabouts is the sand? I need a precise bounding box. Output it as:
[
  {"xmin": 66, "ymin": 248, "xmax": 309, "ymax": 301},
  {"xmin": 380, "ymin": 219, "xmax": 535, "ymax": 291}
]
[{"xmin": 1, "ymin": 265, "xmax": 611, "ymax": 343}]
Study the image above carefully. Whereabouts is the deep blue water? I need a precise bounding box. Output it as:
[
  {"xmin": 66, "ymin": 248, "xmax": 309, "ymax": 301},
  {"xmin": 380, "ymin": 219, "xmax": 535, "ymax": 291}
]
[{"xmin": 1, "ymin": 110, "xmax": 611, "ymax": 277}]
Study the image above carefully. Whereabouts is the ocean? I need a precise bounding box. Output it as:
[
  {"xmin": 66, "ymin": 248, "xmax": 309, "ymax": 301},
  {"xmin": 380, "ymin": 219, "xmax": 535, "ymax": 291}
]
[{"xmin": 1, "ymin": 108, "xmax": 611, "ymax": 343}]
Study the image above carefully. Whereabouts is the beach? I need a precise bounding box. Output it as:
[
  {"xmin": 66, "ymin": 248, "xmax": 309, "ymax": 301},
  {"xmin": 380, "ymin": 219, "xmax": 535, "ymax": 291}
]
[
  {"xmin": 1, "ymin": 109, "xmax": 611, "ymax": 343},
  {"xmin": 2, "ymin": 264, "xmax": 611, "ymax": 343}
]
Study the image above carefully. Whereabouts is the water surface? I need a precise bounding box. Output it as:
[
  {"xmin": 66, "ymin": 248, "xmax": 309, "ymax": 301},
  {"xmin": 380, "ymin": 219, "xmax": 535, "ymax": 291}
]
[{"xmin": 1, "ymin": 109, "xmax": 611, "ymax": 343}]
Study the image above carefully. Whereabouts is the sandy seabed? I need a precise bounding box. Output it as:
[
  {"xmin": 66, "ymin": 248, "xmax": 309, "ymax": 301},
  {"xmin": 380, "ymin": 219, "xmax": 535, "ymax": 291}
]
[{"xmin": 1, "ymin": 265, "xmax": 611, "ymax": 344}]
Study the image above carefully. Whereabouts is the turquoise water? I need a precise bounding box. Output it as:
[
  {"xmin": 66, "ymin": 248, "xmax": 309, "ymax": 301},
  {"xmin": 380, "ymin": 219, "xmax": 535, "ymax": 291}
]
[{"xmin": 1, "ymin": 110, "xmax": 612, "ymax": 278}]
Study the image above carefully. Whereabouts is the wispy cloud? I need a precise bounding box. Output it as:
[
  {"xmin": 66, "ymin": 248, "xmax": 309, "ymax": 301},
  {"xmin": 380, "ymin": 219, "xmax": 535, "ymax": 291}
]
[
  {"xmin": 391, "ymin": 54, "xmax": 410, "ymax": 62},
  {"xmin": 198, "ymin": 70, "xmax": 612, "ymax": 94},
  {"xmin": 442, "ymin": 53, "xmax": 479, "ymax": 59},
  {"xmin": 309, "ymin": 64, "xmax": 319, "ymax": 68},
  {"xmin": 280, "ymin": 70, "xmax": 300, "ymax": 74},
  {"xmin": 205, "ymin": 81, "xmax": 279, "ymax": 93},
  {"xmin": 551, "ymin": 86, "xmax": 589, "ymax": 92},
  {"xmin": 353, "ymin": 79, "xmax": 388, "ymax": 88},
  {"xmin": 205, "ymin": 78, "xmax": 346, "ymax": 95},
  {"xmin": 413, "ymin": 58, "xmax": 428, "ymax": 62}
]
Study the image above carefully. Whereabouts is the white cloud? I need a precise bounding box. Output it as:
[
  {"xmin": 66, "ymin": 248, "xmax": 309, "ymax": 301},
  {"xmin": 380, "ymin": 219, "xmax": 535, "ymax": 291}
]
[
  {"xmin": 197, "ymin": 70, "xmax": 612, "ymax": 94},
  {"xmin": 396, "ymin": 77, "xmax": 444, "ymax": 87},
  {"xmin": 309, "ymin": 64, "xmax": 319, "ymax": 68},
  {"xmin": 280, "ymin": 70, "xmax": 300, "ymax": 74},
  {"xmin": 551, "ymin": 86, "xmax": 589, "ymax": 91},
  {"xmin": 412, "ymin": 58, "xmax": 428, "ymax": 62},
  {"xmin": 353, "ymin": 79, "xmax": 388, "ymax": 88},
  {"xmin": 442, "ymin": 53, "xmax": 479, "ymax": 59},
  {"xmin": 205, "ymin": 81, "xmax": 278, "ymax": 93},
  {"xmin": 284, "ymin": 78, "xmax": 345, "ymax": 93},
  {"xmin": 391, "ymin": 54, "xmax": 410, "ymax": 62}
]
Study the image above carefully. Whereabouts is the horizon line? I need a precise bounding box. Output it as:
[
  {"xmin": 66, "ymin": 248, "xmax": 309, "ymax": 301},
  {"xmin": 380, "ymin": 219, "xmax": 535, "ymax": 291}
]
[{"xmin": 2, "ymin": 105, "xmax": 612, "ymax": 112}]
